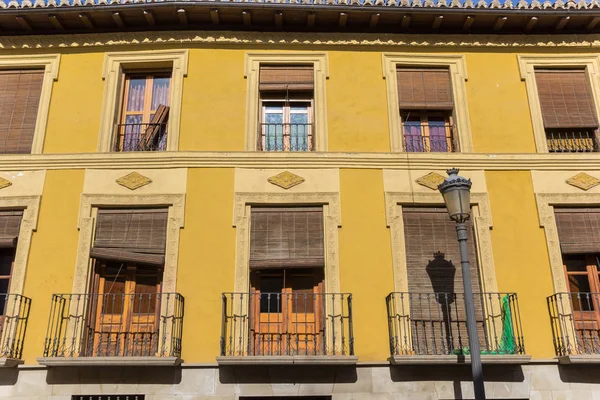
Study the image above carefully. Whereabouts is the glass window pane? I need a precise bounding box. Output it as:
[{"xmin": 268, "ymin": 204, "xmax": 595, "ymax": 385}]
[
  {"xmin": 259, "ymin": 275, "xmax": 284, "ymax": 313},
  {"xmin": 151, "ymin": 77, "xmax": 171, "ymax": 110},
  {"xmin": 265, "ymin": 113, "xmax": 284, "ymax": 124},
  {"xmin": 126, "ymin": 77, "xmax": 146, "ymax": 112},
  {"xmin": 0, "ymin": 248, "xmax": 14, "ymax": 277},
  {"xmin": 565, "ymin": 257, "xmax": 588, "ymax": 272}
]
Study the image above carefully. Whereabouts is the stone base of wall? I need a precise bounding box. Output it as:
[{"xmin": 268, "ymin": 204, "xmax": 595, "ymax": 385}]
[{"xmin": 4, "ymin": 362, "xmax": 600, "ymax": 399}]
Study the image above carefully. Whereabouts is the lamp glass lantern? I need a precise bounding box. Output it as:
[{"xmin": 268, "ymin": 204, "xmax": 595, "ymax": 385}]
[{"xmin": 437, "ymin": 168, "xmax": 472, "ymax": 223}]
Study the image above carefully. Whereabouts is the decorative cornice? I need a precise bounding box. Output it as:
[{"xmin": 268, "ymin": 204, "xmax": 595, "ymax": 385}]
[
  {"xmin": 3, "ymin": 31, "xmax": 600, "ymax": 50},
  {"xmin": 0, "ymin": 151, "xmax": 600, "ymax": 171}
]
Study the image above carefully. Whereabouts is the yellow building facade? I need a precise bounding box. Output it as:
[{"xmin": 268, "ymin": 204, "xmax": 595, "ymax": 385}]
[{"xmin": 0, "ymin": 1, "xmax": 599, "ymax": 398}]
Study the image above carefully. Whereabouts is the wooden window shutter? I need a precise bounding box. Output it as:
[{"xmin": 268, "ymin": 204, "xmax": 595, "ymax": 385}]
[
  {"xmin": 402, "ymin": 207, "xmax": 480, "ymax": 294},
  {"xmin": 0, "ymin": 70, "xmax": 44, "ymax": 154},
  {"xmin": 91, "ymin": 208, "xmax": 168, "ymax": 266},
  {"xmin": 259, "ymin": 65, "xmax": 314, "ymax": 92},
  {"xmin": 250, "ymin": 207, "xmax": 324, "ymax": 269},
  {"xmin": 555, "ymin": 208, "xmax": 600, "ymax": 254},
  {"xmin": 535, "ymin": 69, "xmax": 599, "ymax": 128},
  {"xmin": 0, "ymin": 210, "xmax": 23, "ymax": 248},
  {"xmin": 396, "ymin": 68, "xmax": 453, "ymax": 110}
]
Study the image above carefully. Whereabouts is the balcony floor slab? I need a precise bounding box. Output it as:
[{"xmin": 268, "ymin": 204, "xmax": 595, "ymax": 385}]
[
  {"xmin": 216, "ymin": 355, "xmax": 358, "ymax": 366},
  {"xmin": 0, "ymin": 358, "xmax": 23, "ymax": 368},
  {"xmin": 556, "ymin": 355, "xmax": 600, "ymax": 364},
  {"xmin": 391, "ymin": 354, "xmax": 532, "ymax": 365},
  {"xmin": 36, "ymin": 356, "xmax": 182, "ymax": 367}
]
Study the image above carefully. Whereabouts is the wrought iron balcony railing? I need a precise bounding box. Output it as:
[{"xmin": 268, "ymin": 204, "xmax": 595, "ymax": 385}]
[
  {"xmin": 259, "ymin": 123, "xmax": 314, "ymax": 151},
  {"xmin": 402, "ymin": 122, "xmax": 458, "ymax": 153},
  {"xmin": 547, "ymin": 292, "xmax": 600, "ymax": 356},
  {"xmin": 42, "ymin": 293, "xmax": 184, "ymax": 359},
  {"xmin": 386, "ymin": 292, "xmax": 525, "ymax": 357},
  {"xmin": 113, "ymin": 122, "xmax": 168, "ymax": 152},
  {"xmin": 220, "ymin": 292, "xmax": 353, "ymax": 357},
  {"xmin": 0, "ymin": 294, "xmax": 31, "ymax": 360},
  {"xmin": 546, "ymin": 128, "xmax": 598, "ymax": 153}
]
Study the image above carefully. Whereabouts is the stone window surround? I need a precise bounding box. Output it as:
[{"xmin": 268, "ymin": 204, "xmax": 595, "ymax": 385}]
[
  {"xmin": 384, "ymin": 191, "xmax": 498, "ymax": 294},
  {"xmin": 518, "ymin": 54, "xmax": 600, "ymax": 153},
  {"xmin": 243, "ymin": 53, "xmax": 329, "ymax": 152},
  {"xmin": 0, "ymin": 54, "xmax": 60, "ymax": 155},
  {"xmin": 98, "ymin": 50, "xmax": 189, "ymax": 152},
  {"xmin": 381, "ymin": 53, "xmax": 472, "ymax": 153}
]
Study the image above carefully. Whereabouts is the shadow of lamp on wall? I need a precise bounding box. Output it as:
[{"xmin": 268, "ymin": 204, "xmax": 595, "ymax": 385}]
[{"xmin": 426, "ymin": 251, "xmax": 457, "ymax": 354}]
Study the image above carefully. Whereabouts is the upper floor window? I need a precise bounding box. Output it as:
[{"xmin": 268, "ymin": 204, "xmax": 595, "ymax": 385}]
[
  {"xmin": 258, "ymin": 65, "xmax": 314, "ymax": 152},
  {"xmin": 114, "ymin": 72, "xmax": 171, "ymax": 152},
  {"xmin": 0, "ymin": 70, "xmax": 44, "ymax": 154},
  {"xmin": 534, "ymin": 69, "xmax": 599, "ymax": 153},
  {"xmin": 397, "ymin": 68, "xmax": 457, "ymax": 153}
]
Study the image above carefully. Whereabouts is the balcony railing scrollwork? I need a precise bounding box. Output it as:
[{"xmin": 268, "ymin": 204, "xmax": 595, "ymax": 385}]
[
  {"xmin": 546, "ymin": 128, "xmax": 599, "ymax": 153},
  {"xmin": 259, "ymin": 123, "xmax": 314, "ymax": 151},
  {"xmin": 402, "ymin": 122, "xmax": 458, "ymax": 153},
  {"xmin": 0, "ymin": 294, "xmax": 31, "ymax": 361},
  {"xmin": 113, "ymin": 122, "xmax": 168, "ymax": 152}
]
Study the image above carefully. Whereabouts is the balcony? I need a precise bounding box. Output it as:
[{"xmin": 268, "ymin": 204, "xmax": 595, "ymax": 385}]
[
  {"xmin": 547, "ymin": 292, "xmax": 600, "ymax": 364},
  {"xmin": 38, "ymin": 292, "xmax": 184, "ymax": 367},
  {"xmin": 402, "ymin": 122, "xmax": 457, "ymax": 153},
  {"xmin": 0, "ymin": 294, "xmax": 31, "ymax": 367},
  {"xmin": 113, "ymin": 122, "xmax": 168, "ymax": 152},
  {"xmin": 546, "ymin": 128, "xmax": 598, "ymax": 153},
  {"xmin": 386, "ymin": 292, "xmax": 529, "ymax": 365},
  {"xmin": 259, "ymin": 123, "xmax": 314, "ymax": 151},
  {"xmin": 218, "ymin": 292, "xmax": 356, "ymax": 365}
]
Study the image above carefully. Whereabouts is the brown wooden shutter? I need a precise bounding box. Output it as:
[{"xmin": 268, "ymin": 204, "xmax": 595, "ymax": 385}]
[
  {"xmin": 535, "ymin": 69, "xmax": 598, "ymax": 128},
  {"xmin": 250, "ymin": 207, "xmax": 324, "ymax": 269},
  {"xmin": 0, "ymin": 70, "xmax": 44, "ymax": 154},
  {"xmin": 91, "ymin": 208, "xmax": 168, "ymax": 266},
  {"xmin": 555, "ymin": 208, "xmax": 600, "ymax": 254},
  {"xmin": 259, "ymin": 65, "xmax": 314, "ymax": 92},
  {"xmin": 396, "ymin": 68, "xmax": 453, "ymax": 110},
  {"xmin": 0, "ymin": 210, "xmax": 23, "ymax": 248}
]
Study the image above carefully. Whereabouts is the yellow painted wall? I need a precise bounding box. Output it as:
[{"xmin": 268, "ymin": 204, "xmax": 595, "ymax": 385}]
[
  {"xmin": 485, "ymin": 171, "xmax": 555, "ymax": 358},
  {"xmin": 177, "ymin": 168, "xmax": 236, "ymax": 362},
  {"xmin": 339, "ymin": 169, "xmax": 394, "ymax": 361},
  {"xmin": 21, "ymin": 170, "xmax": 84, "ymax": 364}
]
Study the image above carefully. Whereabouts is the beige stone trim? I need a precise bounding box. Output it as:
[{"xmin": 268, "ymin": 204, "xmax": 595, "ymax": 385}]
[
  {"xmin": 0, "ymin": 54, "xmax": 60, "ymax": 154},
  {"xmin": 384, "ymin": 192, "xmax": 497, "ymax": 294},
  {"xmin": 381, "ymin": 53, "xmax": 472, "ymax": 153},
  {"xmin": 244, "ymin": 53, "xmax": 329, "ymax": 151},
  {"xmin": 98, "ymin": 50, "xmax": 189, "ymax": 152},
  {"xmin": 518, "ymin": 54, "xmax": 600, "ymax": 153}
]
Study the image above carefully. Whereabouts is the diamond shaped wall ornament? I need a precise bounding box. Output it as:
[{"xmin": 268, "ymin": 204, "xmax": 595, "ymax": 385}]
[
  {"xmin": 416, "ymin": 172, "xmax": 446, "ymax": 191},
  {"xmin": 0, "ymin": 177, "xmax": 12, "ymax": 190},
  {"xmin": 268, "ymin": 171, "xmax": 305, "ymax": 190},
  {"xmin": 116, "ymin": 172, "xmax": 152, "ymax": 190},
  {"xmin": 566, "ymin": 172, "xmax": 600, "ymax": 191}
]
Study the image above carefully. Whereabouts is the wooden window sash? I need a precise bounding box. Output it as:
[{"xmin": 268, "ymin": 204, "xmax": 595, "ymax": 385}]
[
  {"xmin": 400, "ymin": 111, "xmax": 454, "ymax": 152},
  {"xmin": 260, "ymin": 100, "xmax": 313, "ymax": 151}
]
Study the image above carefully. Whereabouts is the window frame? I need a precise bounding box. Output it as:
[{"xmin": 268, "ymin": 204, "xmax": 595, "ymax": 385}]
[
  {"xmin": 98, "ymin": 50, "xmax": 188, "ymax": 153},
  {"xmin": 260, "ymin": 98, "xmax": 314, "ymax": 151},
  {"xmin": 382, "ymin": 54, "xmax": 472, "ymax": 153},
  {"xmin": 518, "ymin": 54, "xmax": 600, "ymax": 153},
  {"xmin": 244, "ymin": 53, "xmax": 329, "ymax": 152}
]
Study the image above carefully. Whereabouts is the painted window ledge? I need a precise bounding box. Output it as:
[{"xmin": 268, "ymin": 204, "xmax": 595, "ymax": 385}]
[
  {"xmin": 390, "ymin": 354, "xmax": 532, "ymax": 365},
  {"xmin": 216, "ymin": 355, "xmax": 358, "ymax": 366}
]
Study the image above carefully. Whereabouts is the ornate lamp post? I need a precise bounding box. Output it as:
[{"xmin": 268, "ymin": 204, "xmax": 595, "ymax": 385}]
[{"xmin": 438, "ymin": 168, "xmax": 486, "ymax": 400}]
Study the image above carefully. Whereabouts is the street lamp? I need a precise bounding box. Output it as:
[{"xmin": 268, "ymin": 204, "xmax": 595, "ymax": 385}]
[{"xmin": 438, "ymin": 168, "xmax": 486, "ymax": 400}]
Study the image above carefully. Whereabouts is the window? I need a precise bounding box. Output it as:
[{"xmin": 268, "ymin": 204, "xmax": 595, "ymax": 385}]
[
  {"xmin": 115, "ymin": 72, "xmax": 171, "ymax": 152},
  {"xmin": 0, "ymin": 210, "xmax": 22, "ymax": 314},
  {"xmin": 258, "ymin": 65, "xmax": 314, "ymax": 151},
  {"xmin": 248, "ymin": 207, "xmax": 325, "ymax": 356},
  {"xmin": 396, "ymin": 68, "xmax": 457, "ymax": 153},
  {"xmin": 534, "ymin": 69, "xmax": 599, "ymax": 153},
  {"xmin": 0, "ymin": 70, "xmax": 44, "ymax": 154}
]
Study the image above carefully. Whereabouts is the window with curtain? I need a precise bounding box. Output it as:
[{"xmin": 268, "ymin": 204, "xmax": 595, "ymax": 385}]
[
  {"xmin": 116, "ymin": 73, "xmax": 171, "ymax": 152},
  {"xmin": 258, "ymin": 65, "xmax": 314, "ymax": 152},
  {"xmin": 0, "ymin": 70, "xmax": 44, "ymax": 154},
  {"xmin": 396, "ymin": 68, "xmax": 456, "ymax": 153},
  {"xmin": 534, "ymin": 69, "xmax": 599, "ymax": 153}
]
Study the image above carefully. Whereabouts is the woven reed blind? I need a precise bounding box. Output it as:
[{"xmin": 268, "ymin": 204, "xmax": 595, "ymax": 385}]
[
  {"xmin": 0, "ymin": 210, "xmax": 23, "ymax": 248},
  {"xmin": 259, "ymin": 65, "xmax": 314, "ymax": 92},
  {"xmin": 0, "ymin": 70, "xmax": 44, "ymax": 154},
  {"xmin": 396, "ymin": 68, "xmax": 453, "ymax": 110},
  {"xmin": 91, "ymin": 208, "xmax": 168, "ymax": 266},
  {"xmin": 250, "ymin": 207, "xmax": 324, "ymax": 269},
  {"xmin": 402, "ymin": 207, "xmax": 480, "ymax": 294},
  {"xmin": 555, "ymin": 208, "xmax": 600, "ymax": 254},
  {"xmin": 535, "ymin": 70, "xmax": 598, "ymax": 128}
]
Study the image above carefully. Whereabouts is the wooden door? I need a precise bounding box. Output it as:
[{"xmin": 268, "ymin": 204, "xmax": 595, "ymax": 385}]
[
  {"xmin": 564, "ymin": 255, "xmax": 600, "ymax": 351},
  {"xmin": 89, "ymin": 263, "xmax": 161, "ymax": 357},
  {"xmin": 250, "ymin": 269, "xmax": 324, "ymax": 356}
]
